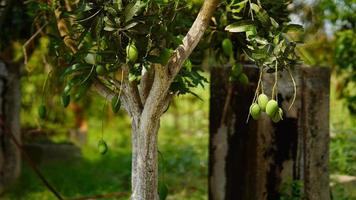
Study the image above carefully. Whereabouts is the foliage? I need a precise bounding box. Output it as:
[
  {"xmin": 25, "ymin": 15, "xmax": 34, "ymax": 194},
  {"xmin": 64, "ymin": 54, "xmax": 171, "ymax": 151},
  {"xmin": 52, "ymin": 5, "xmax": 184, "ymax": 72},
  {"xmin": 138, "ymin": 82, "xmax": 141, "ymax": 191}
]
[
  {"xmin": 27, "ymin": 0, "xmax": 302, "ymax": 113},
  {"xmin": 330, "ymin": 131, "xmax": 356, "ymax": 176},
  {"xmin": 333, "ymin": 30, "xmax": 356, "ymax": 115},
  {"xmin": 316, "ymin": 0, "xmax": 355, "ymax": 30},
  {"xmin": 331, "ymin": 183, "xmax": 356, "ymax": 200},
  {"xmin": 279, "ymin": 180, "xmax": 304, "ymax": 200},
  {"xmin": 294, "ymin": 0, "xmax": 356, "ymax": 116},
  {"xmin": 30, "ymin": 0, "xmax": 204, "ymax": 105},
  {"xmin": 201, "ymin": 0, "xmax": 300, "ymax": 68}
]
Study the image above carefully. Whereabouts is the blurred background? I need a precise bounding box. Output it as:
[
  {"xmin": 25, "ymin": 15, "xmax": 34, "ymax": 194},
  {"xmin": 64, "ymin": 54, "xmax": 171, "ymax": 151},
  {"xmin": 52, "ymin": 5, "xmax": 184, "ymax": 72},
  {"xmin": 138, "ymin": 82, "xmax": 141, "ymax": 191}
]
[{"xmin": 0, "ymin": 0, "xmax": 355, "ymax": 199}]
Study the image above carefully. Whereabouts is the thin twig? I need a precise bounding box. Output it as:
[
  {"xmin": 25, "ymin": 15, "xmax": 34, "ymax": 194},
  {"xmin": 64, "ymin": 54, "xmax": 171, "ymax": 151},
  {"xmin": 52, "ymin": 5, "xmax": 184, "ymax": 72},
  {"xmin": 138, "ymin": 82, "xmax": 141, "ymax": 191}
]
[
  {"xmin": 41, "ymin": 70, "xmax": 52, "ymax": 103},
  {"xmin": 287, "ymin": 66, "xmax": 297, "ymax": 110},
  {"xmin": 271, "ymin": 61, "xmax": 278, "ymax": 100},
  {"xmin": 23, "ymin": 22, "xmax": 48, "ymax": 66},
  {"xmin": 75, "ymin": 8, "xmax": 102, "ymax": 23},
  {"xmin": 221, "ymin": 84, "xmax": 233, "ymax": 125},
  {"xmin": 246, "ymin": 66, "xmax": 263, "ymax": 123},
  {"xmin": 118, "ymin": 69, "xmax": 124, "ymax": 98}
]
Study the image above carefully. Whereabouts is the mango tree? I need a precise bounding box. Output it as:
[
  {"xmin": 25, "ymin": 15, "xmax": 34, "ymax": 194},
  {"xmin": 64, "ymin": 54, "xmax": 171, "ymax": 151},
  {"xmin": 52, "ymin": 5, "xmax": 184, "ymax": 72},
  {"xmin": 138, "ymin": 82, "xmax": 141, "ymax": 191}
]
[{"xmin": 32, "ymin": 0, "xmax": 301, "ymax": 199}]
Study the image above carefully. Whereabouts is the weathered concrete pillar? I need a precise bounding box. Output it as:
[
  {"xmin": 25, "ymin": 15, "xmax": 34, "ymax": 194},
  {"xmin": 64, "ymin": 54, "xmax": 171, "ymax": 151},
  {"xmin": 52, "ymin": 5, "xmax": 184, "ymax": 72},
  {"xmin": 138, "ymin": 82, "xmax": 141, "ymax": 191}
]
[
  {"xmin": 209, "ymin": 66, "xmax": 330, "ymax": 200},
  {"xmin": 301, "ymin": 68, "xmax": 330, "ymax": 200}
]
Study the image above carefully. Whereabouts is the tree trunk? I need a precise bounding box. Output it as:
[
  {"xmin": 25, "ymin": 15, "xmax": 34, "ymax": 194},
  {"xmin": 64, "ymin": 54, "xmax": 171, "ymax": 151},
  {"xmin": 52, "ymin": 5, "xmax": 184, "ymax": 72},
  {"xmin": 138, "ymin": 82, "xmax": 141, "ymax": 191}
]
[
  {"xmin": 0, "ymin": 61, "xmax": 21, "ymax": 194},
  {"xmin": 131, "ymin": 117, "xmax": 160, "ymax": 200}
]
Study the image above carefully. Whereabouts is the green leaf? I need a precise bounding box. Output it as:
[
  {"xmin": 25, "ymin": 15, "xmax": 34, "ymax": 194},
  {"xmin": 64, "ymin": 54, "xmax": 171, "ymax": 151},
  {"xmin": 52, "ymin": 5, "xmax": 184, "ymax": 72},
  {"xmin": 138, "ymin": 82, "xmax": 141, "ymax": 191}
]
[
  {"xmin": 113, "ymin": 0, "xmax": 123, "ymax": 11},
  {"xmin": 270, "ymin": 18, "xmax": 279, "ymax": 28},
  {"xmin": 74, "ymin": 79, "xmax": 92, "ymax": 101},
  {"xmin": 156, "ymin": 48, "xmax": 173, "ymax": 65},
  {"xmin": 111, "ymin": 95, "xmax": 121, "ymax": 113},
  {"xmin": 104, "ymin": 26, "xmax": 116, "ymax": 31},
  {"xmin": 242, "ymin": 48, "xmax": 260, "ymax": 62},
  {"xmin": 273, "ymin": 39, "xmax": 287, "ymax": 55},
  {"xmin": 230, "ymin": 0, "xmax": 248, "ymax": 13},
  {"xmin": 253, "ymin": 36, "xmax": 269, "ymax": 45},
  {"xmin": 249, "ymin": 3, "xmax": 261, "ymax": 12},
  {"xmin": 38, "ymin": 105, "xmax": 47, "ymax": 119},
  {"xmin": 252, "ymin": 52, "xmax": 267, "ymax": 60},
  {"xmin": 225, "ymin": 21, "xmax": 255, "ymax": 33},
  {"xmin": 103, "ymin": 16, "xmax": 115, "ymax": 26},
  {"xmin": 123, "ymin": 1, "xmax": 146, "ymax": 23},
  {"xmin": 96, "ymin": 15, "xmax": 104, "ymax": 38},
  {"xmin": 250, "ymin": 3, "xmax": 270, "ymax": 27},
  {"xmin": 83, "ymin": 3, "xmax": 93, "ymax": 12},
  {"xmin": 61, "ymin": 94, "xmax": 71, "ymax": 108},
  {"xmin": 60, "ymin": 63, "xmax": 91, "ymax": 80},
  {"xmin": 184, "ymin": 59, "xmax": 192, "ymax": 71},
  {"xmin": 159, "ymin": 184, "xmax": 168, "ymax": 200},
  {"xmin": 119, "ymin": 22, "xmax": 138, "ymax": 31},
  {"xmin": 105, "ymin": 6, "xmax": 117, "ymax": 16},
  {"xmin": 282, "ymin": 24, "xmax": 304, "ymax": 33}
]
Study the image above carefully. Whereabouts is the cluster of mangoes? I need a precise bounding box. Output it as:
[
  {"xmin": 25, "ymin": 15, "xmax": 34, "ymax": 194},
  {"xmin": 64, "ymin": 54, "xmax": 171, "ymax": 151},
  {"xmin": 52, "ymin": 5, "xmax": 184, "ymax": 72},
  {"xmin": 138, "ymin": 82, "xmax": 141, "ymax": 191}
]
[{"xmin": 249, "ymin": 94, "xmax": 283, "ymax": 123}]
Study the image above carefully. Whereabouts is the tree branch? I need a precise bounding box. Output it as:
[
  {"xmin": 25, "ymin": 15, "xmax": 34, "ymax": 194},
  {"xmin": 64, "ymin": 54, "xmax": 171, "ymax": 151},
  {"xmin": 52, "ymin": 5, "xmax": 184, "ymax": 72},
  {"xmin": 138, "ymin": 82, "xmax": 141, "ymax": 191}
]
[
  {"xmin": 122, "ymin": 80, "xmax": 143, "ymax": 116},
  {"xmin": 140, "ymin": 0, "xmax": 219, "ymax": 124},
  {"xmin": 166, "ymin": 0, "xmax": 219, "ymax": 80},
  {"xmin": 92, "ymin": 79, "xmax": 135, "ymax": 116},
  {"xmin": 139, "ymin": 67, "xmax": 155, "ymax": 105},
  {"xmin": 116, "ymin": 65, "xmax": 143, "ymax": 116},
  {"xmin": 140, "ymin": 65, "xmax": 170, "ymax": 129},
  {"xmin": 93, "ymin": 79, "xmax": 115, "ymax": 99}
]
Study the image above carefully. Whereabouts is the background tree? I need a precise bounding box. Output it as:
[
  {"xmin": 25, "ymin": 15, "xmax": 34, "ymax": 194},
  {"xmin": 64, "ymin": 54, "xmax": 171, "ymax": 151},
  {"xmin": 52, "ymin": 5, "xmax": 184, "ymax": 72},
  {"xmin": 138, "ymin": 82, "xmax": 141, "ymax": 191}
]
[
  {"xmin": 294, "ymin": 0, "xmax": 356, "ymax": 117},
  {"xmin": 0, "ymin": 0, "xmax": 34, "ymax": 193}
]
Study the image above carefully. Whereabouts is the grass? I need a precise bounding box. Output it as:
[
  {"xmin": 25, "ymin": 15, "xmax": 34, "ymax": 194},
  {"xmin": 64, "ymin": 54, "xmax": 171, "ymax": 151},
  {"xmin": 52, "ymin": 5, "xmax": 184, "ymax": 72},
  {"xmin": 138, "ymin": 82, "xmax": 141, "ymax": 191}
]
[{"xmin": 3, "ymin": 85, "xmax": 209, "ymax": 200}]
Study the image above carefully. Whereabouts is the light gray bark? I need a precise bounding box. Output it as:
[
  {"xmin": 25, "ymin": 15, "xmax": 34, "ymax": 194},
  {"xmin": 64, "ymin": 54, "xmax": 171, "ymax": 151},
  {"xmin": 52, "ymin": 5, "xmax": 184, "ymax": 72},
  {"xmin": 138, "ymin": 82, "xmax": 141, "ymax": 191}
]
[
  {"xmin": 131, "ymin": 117, "xmax": 160, "ymax": 200},
  {"xmin": 0, "ymin": 61, "xmax": 21, "ymax": 194}
]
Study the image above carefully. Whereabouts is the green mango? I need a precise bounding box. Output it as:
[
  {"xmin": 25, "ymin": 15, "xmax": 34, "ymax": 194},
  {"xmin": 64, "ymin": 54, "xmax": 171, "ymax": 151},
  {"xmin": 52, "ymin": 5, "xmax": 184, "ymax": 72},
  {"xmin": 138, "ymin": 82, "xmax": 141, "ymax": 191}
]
[
  {"xmin": 98, "ymin": 140, "xmax": 108, "ymax": 155},
  {"xmin": 96, "ymin": 65, "xmax": 107, "ymax": 75},
  {"xmin": 250, "ymin": 103, "xmax": 261, "ymax": 120},
  {"xmin": 126, "ymin": 43, "xmax": 138, "ymax": 62},
  {"xmin": 222, "ymin": 38, "xmax": 233, "ymax": 56},
  {"xmin": 271, "ymin": 108, "xmax": 283, "ymax": 123},
  {"xmin": 38, "ymin": 105, "xmax": 47, "ymax": 119},
  {"xmin": 238, "ymin": 73, "xmax": 249, "ymax": 85},
  {"xmin": 232, "ymin": 63, "xmax": 242, "ymax": 77},
  {"xmin": 257, "ymin": 94, "xmax": 269, "ymax": 111},
  {"xmin": 266, "ymin": 100, "xmax": 279, "ymax": 117},
  {"xmin": 61, "ymin": 94, "xmax": 70, "ymax": 108}
]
